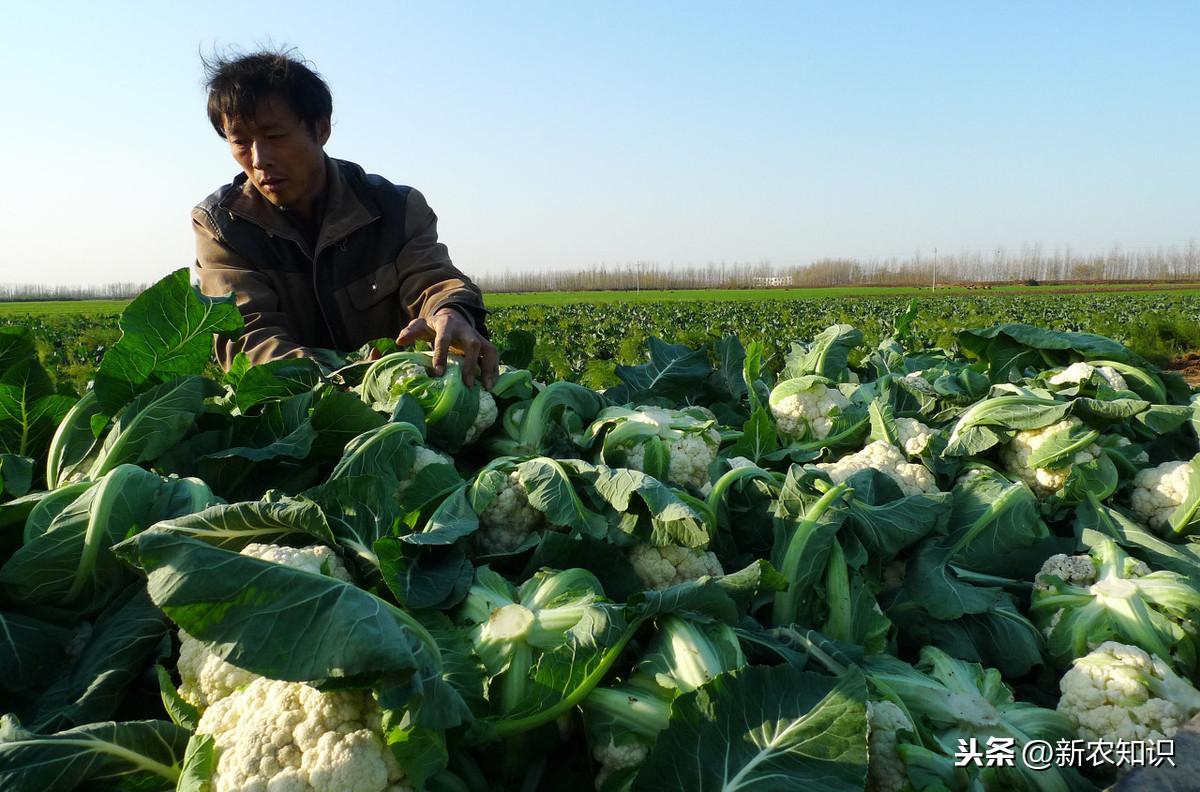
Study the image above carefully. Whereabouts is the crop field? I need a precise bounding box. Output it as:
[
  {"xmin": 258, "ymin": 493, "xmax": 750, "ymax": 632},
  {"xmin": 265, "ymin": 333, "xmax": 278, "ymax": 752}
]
[
  {"xmin": 2, "ymin": 269, "xmax": 1200, "ymax": 790},
  {"xmin": 5, "ymin": 285, "xmax": 1199, "ymax": 394}
]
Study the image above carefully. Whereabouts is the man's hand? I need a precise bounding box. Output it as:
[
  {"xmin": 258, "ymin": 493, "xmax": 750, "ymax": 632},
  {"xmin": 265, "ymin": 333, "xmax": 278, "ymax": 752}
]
[{"xmin": 395, "ymin": 307, "xmax": 498, "ymax": 389}]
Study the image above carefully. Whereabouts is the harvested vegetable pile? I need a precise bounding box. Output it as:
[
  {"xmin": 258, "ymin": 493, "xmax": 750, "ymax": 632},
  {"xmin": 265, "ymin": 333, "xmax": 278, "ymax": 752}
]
[{"xmin": 1, "ymin": 270, "xmax": 1198, "ymax": 791}]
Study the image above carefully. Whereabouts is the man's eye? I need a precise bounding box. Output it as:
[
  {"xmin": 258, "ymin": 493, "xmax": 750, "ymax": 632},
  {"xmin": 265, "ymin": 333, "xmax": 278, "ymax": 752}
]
[{"xmin": 230, "ymin": 139, "xmax": 248, "ymax": 147}]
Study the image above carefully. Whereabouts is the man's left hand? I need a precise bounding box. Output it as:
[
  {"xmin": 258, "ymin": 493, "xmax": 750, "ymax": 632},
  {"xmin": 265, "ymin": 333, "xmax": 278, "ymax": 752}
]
[{"xmin": 395, "ymin": 307, "xmax": 498, "ymax": 389}]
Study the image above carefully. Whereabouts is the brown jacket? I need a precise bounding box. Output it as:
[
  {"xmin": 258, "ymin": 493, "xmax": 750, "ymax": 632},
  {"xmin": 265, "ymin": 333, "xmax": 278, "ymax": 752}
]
[{"xmin": 193, "ymin": 156, "xmax": 487, "ymax": 369}]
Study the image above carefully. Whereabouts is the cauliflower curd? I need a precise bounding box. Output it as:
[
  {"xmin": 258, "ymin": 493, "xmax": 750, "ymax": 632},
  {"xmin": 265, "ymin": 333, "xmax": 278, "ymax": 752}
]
[
  {"xmin": 1131, "ymin": 460, "xmax": 1193, "ymax": 532},
  {"xmin": 769, "ymin": 380, "xmax": 850, "ymax": 441},
  {"xmin": 1000, "ymin": 418, "xmax": 1101, "ymax": 497},
  {"xmin": 628, "ymin": 543, "xmax": 723, "ymax": 590},
  {"xmin": 815, "ymin": 441, "xmax": 938, "ymax": 497},
  {"xmin": 1057, "ymin": 641, "xmax": 1200, "ymax": 746},
  {"xmin": 476, "ymin": 470, "xmax": 544, "ymax": 554},
  {"xmin": 197, "ymin": 676, "xmax": 411, "ymax": 792}
]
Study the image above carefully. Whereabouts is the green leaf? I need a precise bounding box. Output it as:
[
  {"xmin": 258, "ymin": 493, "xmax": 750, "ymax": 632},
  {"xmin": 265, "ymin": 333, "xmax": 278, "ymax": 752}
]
[
  {"xmin": 94, "ymin": 268, "xmax": 243, "ymax": 413},
  {"xmin": 783, "ymin": 324, "xmax": 864, "ymax": 380},
  {"xmin": 730, "ymin": 407, "xmax": 778, "ymax": 462},
  {"xmin": 233, "ymin": 357, "xmax": 323, "ymax": 412},
  {"xmin": 0, "ymin": 612, "xmax": 71, "ymax": 696},
  {"xmin": 148, "ymin": 493, "xmax": 336, "ymax": 549},
  {"xmin": 0, "ymin": 454, "xmax": 32, "ymax": 498},
  {"xmin": 44, "ymin": 391, "xmax": 104, "ymax": 489},
  {"xmin": 842, "ymin": 470, "xmax": 951, "ymax": 559},
  {"xmin": 329, "ymin": 422, "xmax": 424, "ymax": 486},
  {"xmin": 0, "ymin": 465, "xmax": 217, "ymax": 608},
  {"xmin": 631, "ymin": 665, "xmax": 869, "ymax": 792},
  {"xmin": 590, "ymin": 466, "xmax": 711, "ymax": 548},
  {"xmin": 89, "ymin": 376, "xmax": 220, "ymax": 478},
  {"xmin": 28, "ymin": 586, "xmax": 170, "ymax": 733},
  {"xmin": 307, "ymin": 389, "xmax": 388, "ymax": 459},
  {"xmin": 115, "ymin": 532, "xmax": 438, "ymax": 695},
  {"xmin": 612, "ymin": 338, "xmax": 713, "ymax": 403},
  {"xmin": 176, "ymin": 733, "xmax": 214, "ymax": 792},
  {"xmin": 0, "ymin": 719, "xmax": 190, "ymax": 791},
  {"xmin": 1168, "ymin": 452, "xmax": 1200, "ymax": 538},
  {"xmin": 377, "ymin": 539, "xmax": 473, "ymax": 610},
  {"xmin": 155, "ymin": 665, "xmax": 200, "ymax": 732},
  {"xmin": 499, "ymin": 330, "xmax": 536, "ymax": 369}
]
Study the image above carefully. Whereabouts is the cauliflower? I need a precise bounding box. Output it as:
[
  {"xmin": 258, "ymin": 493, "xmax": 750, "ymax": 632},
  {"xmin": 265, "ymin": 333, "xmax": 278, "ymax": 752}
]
[
  {"xmin": 894, "ymin": 418, "xmax": 933, "ymax": 457},
  {"xmin": 1033, "ymin": 553, "xmax": 1098, "ymax": 593},
  {"xmin": 1131, "ymin": 460, "xmax": 1193, "ymax": 531},
  {"xmin": 628, "ymin": 543, "xmax": 723, "ymax": 590},
  {"xmin": 769, "ymin": 379, "xmax": 851, "ymax": 440},
  {"xmin": 1057, "ymin": 641, "xmax": 1200, "ymax": 746},
  {"xmin": 592, "ymin": 737, "xmax": 649, "ymax": 790},
  {"xmin": 1048, "ymin": 362, "xmax": 1129, "ymax": 391},
  {"xmin": 396, "ymin": 445, "xmax": 453, "ymax": 500},
  {"xmin": 464, "ymin": 389, "xmax": 498, "ymax": 445},
  {"xmin": 815, "ymin": 441, "xmax": 938, "ymax": 497},
  {"xmin": 475, "ymin": 470, "xmax": 544, "ymax": 555},
  {"xmin": 999, "ymin": 418, "xmax": 1101, "ymax": 497},
  {"xmin": 196, "ymin": 676, "xmax": 412, "ymax": 792},
  {"xmin": 866, "ymin": 700, "xmax": 912, "ymax": 792},
  {"xmin": 239, "ymin": 542, "xmax": 353, "ymax": 582},
  {"xmin": 611, "ymin": 406, "xmax": 721, "ymax": 490},
  {"xmin": 177, "ymin": 543, "xmax": 351, "ymax": 710}
]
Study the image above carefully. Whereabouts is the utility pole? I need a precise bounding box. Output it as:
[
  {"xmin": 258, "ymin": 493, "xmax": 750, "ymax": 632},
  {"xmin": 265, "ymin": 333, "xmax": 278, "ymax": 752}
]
[{"xmin": 932, "ymin": 247, "xmax": 937, "ymax": 291}]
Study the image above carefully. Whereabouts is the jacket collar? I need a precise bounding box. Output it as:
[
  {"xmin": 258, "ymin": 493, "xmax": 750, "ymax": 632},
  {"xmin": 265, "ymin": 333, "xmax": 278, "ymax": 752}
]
[{"xmin": 220, "ymin": 156, "xmax": 379, "ymax": 255}]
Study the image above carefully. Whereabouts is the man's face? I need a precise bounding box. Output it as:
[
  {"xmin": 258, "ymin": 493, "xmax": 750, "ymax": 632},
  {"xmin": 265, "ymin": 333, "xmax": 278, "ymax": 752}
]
[{"xmin": 222, "ymin": 94, "xmax": 330, "ymax": 215}]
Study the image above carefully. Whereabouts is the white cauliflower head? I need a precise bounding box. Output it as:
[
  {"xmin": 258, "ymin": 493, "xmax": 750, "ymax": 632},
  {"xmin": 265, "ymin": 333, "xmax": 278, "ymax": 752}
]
[
  {"xmin": 1057, "ymin": 641, "xmax": 1200, "ymax": 746},
  {"xmin": 1033, "ymin": 554, "xmax": 1098, "ymax": 593},
  {"xmin": 894, "ymin": 418, "xmax": 933, "ymax": 457},
  {"xmin": 614, "ymin": 407, "xmax": 721, "ymax": 490},
  {"xmin": 628, "ymin": 543, "xmax": 724, "ymax": 591},
  {"xmin": 1048, "ymin": 362, "xmax": 1128, "ymax": 392},
  {"xmin": 769, "ymin": 380, "xmax": 851, "ymax": 440},
  {"xmin": 239, "ymin": 543, "xmax": 353, "ymax": 582},
  {"xmin": 475, "ymin": 469, "xmax": 544, "ymax": 555},
  {"xmin": 999, "ymin": 418, "xmax": 1101, "ymax": 497},
  {"xmin": 866, "ymin": 700, "xmax": 912, "ymax": 792},
  {"xmin": 196, "ymin": 676, "xmax": 411, "ymax": 792},
  {"xmin": 815, "ymin": 441, "xmax": 938, "ymax": 497},
  {"xmin": 592, "ymin": 737, "xmax": 650, "ymax": 790},
  {"xmin": 464, "ymin": 389, "xmax": 498, "ymax": 445},
  {"xmin": 1131, "ymin": 460, "xmax": 1193, "ymax": 531}
]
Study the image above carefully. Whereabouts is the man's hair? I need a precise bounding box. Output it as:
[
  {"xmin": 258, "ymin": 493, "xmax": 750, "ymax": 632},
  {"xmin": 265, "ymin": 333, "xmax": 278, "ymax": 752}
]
[{"xmin": 202, "ymin": 49, "xmax": 332, "ymax": 139}]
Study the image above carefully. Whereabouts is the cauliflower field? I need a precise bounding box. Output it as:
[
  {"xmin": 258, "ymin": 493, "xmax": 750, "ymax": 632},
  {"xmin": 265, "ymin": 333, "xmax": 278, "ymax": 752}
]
[{"xmin": 1, "ymin": 269, "xmax": 1199, "ymax": 791}]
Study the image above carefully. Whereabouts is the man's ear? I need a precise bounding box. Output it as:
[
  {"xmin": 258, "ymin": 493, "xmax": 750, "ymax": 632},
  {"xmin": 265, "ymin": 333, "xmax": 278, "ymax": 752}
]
[{"xmin": 315, "ymin": 116, "xmax": 332, "ymax": 146}]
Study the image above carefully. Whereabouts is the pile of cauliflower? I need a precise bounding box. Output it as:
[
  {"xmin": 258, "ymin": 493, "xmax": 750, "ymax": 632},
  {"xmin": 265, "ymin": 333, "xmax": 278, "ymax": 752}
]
[{"xmin": 175, "ymin": 543, "xmax": 412, "ymax": 792}]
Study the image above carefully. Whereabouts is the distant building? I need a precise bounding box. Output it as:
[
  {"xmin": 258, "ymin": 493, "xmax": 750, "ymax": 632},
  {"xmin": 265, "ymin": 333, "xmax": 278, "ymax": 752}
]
[{"xmin": 751, "ymin": 275, "xmax": 793, "ymax": 288}]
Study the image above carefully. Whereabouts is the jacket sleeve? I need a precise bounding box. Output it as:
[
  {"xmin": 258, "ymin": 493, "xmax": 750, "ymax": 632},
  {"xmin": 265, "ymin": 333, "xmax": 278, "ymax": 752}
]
[
  {"xmin": 192, "ymin": 207, "xmax": 311, "ymax": 370},
  {"xmin": 396, "ymin": 188, "xmax": 489, "ymax": 337}
]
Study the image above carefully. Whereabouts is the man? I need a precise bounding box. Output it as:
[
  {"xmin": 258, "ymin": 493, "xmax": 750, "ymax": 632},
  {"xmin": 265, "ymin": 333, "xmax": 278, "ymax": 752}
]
[{"xmin": 192, "ymin": 50, "xmax": 497, "ymax": 388}]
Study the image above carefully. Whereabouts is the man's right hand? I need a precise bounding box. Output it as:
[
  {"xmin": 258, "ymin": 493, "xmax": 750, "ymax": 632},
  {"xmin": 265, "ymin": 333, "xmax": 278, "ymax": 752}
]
[{"xmin": 394, "ymin": 308, "xmax": 498, "ymax": 390}]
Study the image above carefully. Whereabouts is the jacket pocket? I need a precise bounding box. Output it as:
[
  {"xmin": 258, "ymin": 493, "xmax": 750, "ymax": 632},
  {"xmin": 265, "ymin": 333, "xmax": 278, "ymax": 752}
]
[{"xmin": 345, "ymin": 261, "xmax": 400, "ymax": 311}]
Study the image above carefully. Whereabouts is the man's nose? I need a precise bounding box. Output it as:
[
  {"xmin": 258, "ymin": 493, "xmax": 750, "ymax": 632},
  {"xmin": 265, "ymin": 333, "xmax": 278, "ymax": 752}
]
[{"xmin": 250, "ymin": 140, "xmax": 275, "ymax": 170}]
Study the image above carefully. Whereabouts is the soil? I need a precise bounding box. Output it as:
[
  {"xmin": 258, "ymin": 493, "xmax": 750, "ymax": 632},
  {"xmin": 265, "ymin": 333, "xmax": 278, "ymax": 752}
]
[{"xmin": 1169, "ymin": 353, "xmax": 1200, "ymax": 387}]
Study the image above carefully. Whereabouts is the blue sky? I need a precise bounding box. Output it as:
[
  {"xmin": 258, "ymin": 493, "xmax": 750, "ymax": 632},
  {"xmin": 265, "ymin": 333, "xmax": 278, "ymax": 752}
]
[{"xmin": 1, "ymin": 1, "xmax": 1196, "ymax": 285}]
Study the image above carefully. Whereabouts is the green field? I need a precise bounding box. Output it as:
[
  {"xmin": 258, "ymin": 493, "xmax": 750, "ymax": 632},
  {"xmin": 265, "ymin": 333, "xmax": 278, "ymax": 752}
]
[
  {"xmin": 4, "ymin": 282, "xmax": 1200, "ymax": 316},
  {"xmin": 4, "ymin": 283, "xmax": 1200, "ymax": 394}
]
